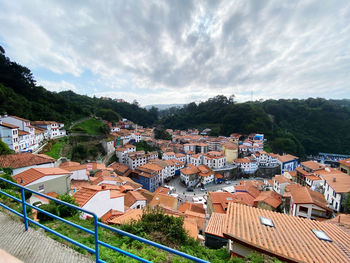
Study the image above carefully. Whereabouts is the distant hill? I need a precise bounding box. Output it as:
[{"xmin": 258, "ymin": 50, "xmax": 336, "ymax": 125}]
[
  {"xmin": 158, "ymin": 95, "xmax": 350, "ymax": 157},
  {"xmin": 144, "ymin": 104, "xmax": 184, "ymax": 110},
  {"xmin": 0, "ymin": 52, "xmax": 158, "ymax": 127}
]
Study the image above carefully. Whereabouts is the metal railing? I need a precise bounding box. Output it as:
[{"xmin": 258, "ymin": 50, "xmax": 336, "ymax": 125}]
[{"xmin": 0, "ymin": 177, "xmax": 209, "ymax": 263}]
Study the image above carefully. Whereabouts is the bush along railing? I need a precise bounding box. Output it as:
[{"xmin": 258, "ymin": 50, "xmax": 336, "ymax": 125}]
[{"xmin": 0, "ymin": 177, "xmax": 209, "ymax": 263}]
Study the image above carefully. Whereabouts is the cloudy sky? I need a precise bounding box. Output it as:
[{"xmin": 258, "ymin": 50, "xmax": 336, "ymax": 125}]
[{"xmin": 0, "ymin": 1, "xmax": 349, "ymax": 106}]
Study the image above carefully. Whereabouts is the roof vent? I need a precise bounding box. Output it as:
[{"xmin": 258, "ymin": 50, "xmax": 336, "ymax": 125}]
[
  {"xmin": 226, "ymin": 197, "xmax": 232, "ymax": 201},
  {"xmin": 259, "ymin": 216, "xmax": 274, "ymax": 227},
  {"xmin": 325, "ymin": 167, "xmax": 330, "ymax": 172},
  {"xmin": 312, "ymin": 229, "xmax": 332, "ymax": 242}
]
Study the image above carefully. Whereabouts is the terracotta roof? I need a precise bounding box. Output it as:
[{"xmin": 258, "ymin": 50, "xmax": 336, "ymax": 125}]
[
  {"xmin": 180, "ymin": 166, "xmax": 199, "ymax": 175},
  {"xmin": 154, "ymin": 187, "xmax": 170, "ymax": 195},
  {"xmin": 234, "ymin": 158, "xmax": 251, "ymax": 163},
  {"xmin": 301, "ymin": 160, "xmax": 325, "ymax": 171},
  {"xmin": 149, "ymin": 193, "xmax": 177, "ymax": 210},
  {"xmin": 175, "ymin": 153, "xmax": 185, "ymax": 158},
  {"xmin": 277, "ymin": 154, "xmax": 298, "ymax": 163},
  {"xmin": 178, "ymin": 202, "xmax": 205, "ymax": 215},
  {"xmin": 224, "ymin": 203, "xmax": 350, "ymax": 263},
  {"xmin": 18, "ymin": 130, "xmax": 29, "ymax": 136},
  {"xmin": 223, "ymin": 142, "xmax": 238, "ymax": 150},
  {"xmin": 108, "ymin": 209, "xmax": 143, "ymax": 225},
  {"xmin": 339, "ymin": 158, "xmax": 350, "ymax": 168},
  {"xmin": 124, "ymin": 191, "xmax": 146, "ymax": 207},
  {"xmin": 0, "ymin": 153, "xmax": 55, "ymax": 168},
  {"xmin": 59, "ymin": 163, "xmax": 87, "ymax": 171},
  {"xmin": 70, "ymin": 180, "xmax": 92, "ymax": 190},
  {"xmin": 214, "ymin": 173, "xmax": 223, "ymax": 178},
  {"xmin": 305, "ymin": 175, "xmax": 322, "ymax": 181},
  {"xmin": 274, "ymin": 175, "xmax": 292, "ymax": 184},
  {"xmin": 209, "ymin": 192, "xmax": 245, "ymax": 213},
  {"xmin": 138, "ymin": 163, "xmax": 162, "ymax": 172},
  {"xmin": 254, "ymin": 191, "xmax": 282, "ymax": 209},
  {"xmin": 296, "ymin": 166, "xmax": 311, "ymax": 176},
  {"xmin": 231, "ymin": 192, "xmax": 255, "ymax": 206},
  {"xmin": 72, "ymin": 187, "xmax": 100, "ymax": 207},
  {"xmin": 10, "ymin": 115, "xmax": 30, "ymax": 122},
  {"xmin": 290, "ymin": 186, "xmax": 329, "ymax": 210},
  {"xmin": 60, "ymin": 161, "xmax": 80, "ymax": 167},
  {"xmin": 205, "ymin": 212, "xmax": 226, "ymax": 238},
  {"xmin": 108, "ymin": 162, "xmax": 130, "ymax": 174},
  {"xmin": 184, "ymin": 210, "xmax": 206, "ymax": 231},
  {"xmin": 183, "ymin": 218, "xmax": 198, "ymax": 239},
  {"xmin": 316, "ymin": 169, "xmax": 350, "ymax": 193},
  {"xmin": 13, "ymin": 168, "xmax": 71, "ymax": 186},
  {"xmin": 137, "ymin": 189, "xmax": 155, "ymax": 203}
]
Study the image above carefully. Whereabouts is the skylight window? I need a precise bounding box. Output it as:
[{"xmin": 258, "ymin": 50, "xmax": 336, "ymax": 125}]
[
  {"xmin": 227, "ymin": 197, "xmax": 232, "ymax": 201},
  {"xmin": 312, "ymin": 229, "xmax": 332, "ymax": 242},
  {"xmin": 259, "ymin": 216, "xmax": 274, "ymax": 227}
]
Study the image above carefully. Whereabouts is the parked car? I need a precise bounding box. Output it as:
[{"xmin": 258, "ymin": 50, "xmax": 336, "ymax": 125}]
[
  {"xmin": 187, "ymin": 187, "xmax": 194, "ymax": 192},
  {"xmin": 225, "ymin": 181, "xmax": 231, "ymax": 185},
  {"xmin": 200, "ymin": 188, "xmax": 206, "ymax": 191}
]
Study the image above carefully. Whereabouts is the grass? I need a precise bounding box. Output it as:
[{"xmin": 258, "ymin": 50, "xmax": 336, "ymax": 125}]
[
  {"xmin": 71, "ymin": 118, "xmax": 106, "ymax": 135},
  {"xmin": 44, "ymin": 138, "xmax": 68, "ymax": 159}
]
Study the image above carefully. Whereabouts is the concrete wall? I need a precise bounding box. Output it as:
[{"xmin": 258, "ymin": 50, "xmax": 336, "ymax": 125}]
[
  {"xmin": 83, "ymin": 191, "xmax": 124, "ymax": 218},
  {"xmin": 26, "ymin": 174, "xmax": 70, "ymax": 195}
]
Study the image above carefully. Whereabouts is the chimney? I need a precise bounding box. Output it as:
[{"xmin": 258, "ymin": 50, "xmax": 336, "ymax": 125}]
[
  {"xmin": 101, "ymin": 185, "xmax": 106, "ymax": 190},
  {"xmin": 333, "ymin": 177, "xmax": 336, "ymax": 182}
]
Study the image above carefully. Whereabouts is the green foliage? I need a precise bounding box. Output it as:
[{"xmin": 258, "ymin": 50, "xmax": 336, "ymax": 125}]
[
  {"xmin": 159, "ymin": 96, "xmax": 350, "ymax": 156},
  {"xmin": 37, "ymin": 203, "xmax": 58, "ymax": 221},
  {"xmin": 71, "ymin": 144, "xmax": 88, "ymax": 161},
  {"xmin": 342, "ymin": 192, "xmax": 350, "ymax": 214},
  {"xmin": 0, "ymin": 172, "xmax": 16, "ymax": 189},
  {"xmin": 0, "ymin": 139, "xmax": 13, "ymax": 155},
  {"xmin": 71, "ymin": 118, "xmax": 106, "ymax": 135},
  {"xmin": 44, "ymin": 138, "xmax": 68, "ymax": 159},
  {"xmin": 154, "ymin": 128, "xmax": 172, "ymax": 140},
  {"xmin": 96, "ymin": 108, "xmax": 121, "ymax": 122},
  {"xmin": 134, "ymin": 140, "xmax": 158, "ymax": 153}
]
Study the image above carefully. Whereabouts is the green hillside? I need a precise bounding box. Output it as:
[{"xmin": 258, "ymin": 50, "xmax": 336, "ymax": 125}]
[{"xmin": 158, "ymin": 96, "xmax": 350, "ymax": 157}]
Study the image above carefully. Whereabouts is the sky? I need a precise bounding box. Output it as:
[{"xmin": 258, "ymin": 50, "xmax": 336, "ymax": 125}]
[{"xmin": 0, "ymin": 1, "xmax": 349, "ymax": 106}]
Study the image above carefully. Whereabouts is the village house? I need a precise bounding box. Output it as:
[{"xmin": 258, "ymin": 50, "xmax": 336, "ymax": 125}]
[
  {"xmin": 316, "ymin": 168, "xmax": 350, "ymax": 212},
  {"xmin": 175, "ymin": 153, "xmax": 186, "ymax": 163},
  {"xmin": 59, "ymin": 161, "xmax": 89, "ymax": 181},
  {"xmin": 124, "ymin": 191, "xmax": 147, "ymax": 209},
  {"xmin": 162, "ymin": 152, "xmax": 176, "ymax": 160},
  {"xmin": 296, "ymin": 160, "xmax": 325, "ymax": 185},
  {"xmin": 253, "ymin": 190, "xmax": 282, "ymax": 211},
  {"xmin": 286, "ymin": 185, "xmax": 332, "ymax": 220},
  {"xmin": 130, "ymin": 165, "xmax": 161, "ymax": 192},
  {"xmin": 31, "ymin": 120, "xmax": 65, "ymax": 140},
  {"xmin": 73, "ymin": 185, "xmax": 125, "ymax": 218},
  {"xmin": 180, "ymin": 165, "xmax": 199, "ymax": 187},
  {"xmin": 207, "ymin": 202, "xmax": 350, "ymax": 263},
  {"xmin": 0, "ymin": 120, "xmax": 19, "ymax": 152},
  {"xmin": 277, "ymin": 154, "xmax": 299, "ymax": 174},
  {"xmin": 222, "ymin": 142, "xmax": 238, "ymax": 163},
  {"xmin": 339, "ymin": 158, "xmax": 350, "ymax": 174},
  {"xmin": 203, "ymin": 151, "xmax": 226, "ymax": 169},
  {"xmin": 149, "ymin": 159, "xmax": 175, "ymax": 183},
  {"xmin": 234, "ymin": 157, "xmax": 258, "ymax": 174},
  {"xmin": 190, "ymin": 153, "xmax": 203, "ymax": 166},
  {"xmin": 273, "ymin": 175, "xmax": 291, "ymax": 195},
  {"xmin": 0, "ymin": 153, "xmax": 55, "ymax": 175},
  {"xmin": 127, "ymin": 151, "xmax": 147, "ymax": 169},
  {"xmin": 253, "ymin": 151, "xmax": 279, "ymax": 167},
  {"xmin": 13, "ymin": 168, "xmax": 72, "ymax": 197},
  {"xmin": 197, "ymin": 165, "xmax": 215, "ymax": 186}
]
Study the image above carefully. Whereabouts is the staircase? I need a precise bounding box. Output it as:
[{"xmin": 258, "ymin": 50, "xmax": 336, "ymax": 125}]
[{"xmin": 0, "ymin": 211, "xmax": 93, "ymax": 263}]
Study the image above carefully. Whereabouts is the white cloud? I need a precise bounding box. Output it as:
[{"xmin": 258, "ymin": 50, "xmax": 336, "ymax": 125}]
[
  {"xmin": 38, "ymin": 80, "xmax": 76, "ymax": 93},
  {"xmin": 0, "ymin": 0, "xmax": 349, "ymax": 104}
]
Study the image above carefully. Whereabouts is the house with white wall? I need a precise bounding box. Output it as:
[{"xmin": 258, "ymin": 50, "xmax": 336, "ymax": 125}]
[
  {"xmin": 0, "ymin": 121, "xmax": 19, "ymax": 152},
  {"xmin": 190, "ymin": 153, "xmax": 203, "ymax": 166},
  {"xmin": 73, "ymin": 186, "xmax": 125, "ymax": 218},
  {"xmin": 234, "ymin": 157, "xmax": 258, "ymax": 174},
  {"xmin": 316, "ymin": 168, "xmax": 350, "ymax": 212},
  {"xmin": 180, "ymin": 166, "xmax": 199, "ymax": 187},
  {"xmin": 124, "ymin": 191, "xmax": 147, "ymax": 209},
  {"xmin": 59, "ymin": 162, "xmax": 89, "ymax": 181},
  {"xmin": 0, "ymin": 153, "xmax": 55, "ymax": 175},
  {"xmin": 273, "ymin": 175, "xmax": 291, "ymax": 195},
  {"xmin": 203, "ymin": 151, "xmax": 226, "ymax": 169}
]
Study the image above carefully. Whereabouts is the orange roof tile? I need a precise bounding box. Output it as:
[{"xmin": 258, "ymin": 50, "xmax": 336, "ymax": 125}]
[
  {"xmin": 205, "ymin": 212, "xmax": 226, "ymax": 238},
  {"xmin": 72, "ymin": 187, "xmax": 99, "ymax": 207},
  {"xmin": 301, "ymin": 160, "xmax": 325, "ymax": 171},
  {"xmin": 124, "ymin": 191, "xmax": 146, "ymax": 207},
  {"xmin": 224, "ymin": 203, "xmax": 350, "ymax": 263},
  {"xmin": 149, "ymin": 193, "xmax": 177, "ymax": 210},
  {"xmin": 13, "ymin": 168, "xmax": 71, "ymax": 186},
  {"xmin": 316, "ymin": 168, "xmax": 350, "ymax": 193},
  {"xmin": 183, "ymin": 218, "xmax": 198, "ymax": 239},
  {"xmin": 108, "ymin": 209, "xmax": 143, "ymax": 225},
  {"xmin": 0, "ymin": 122, "xmax": 19, "ymax": 129},
  {"xmin": 290, "ymin": 186, "xmax": 329, "ymax": 210},
  {"xmin": 254, "ymin": 191, "xmax": 282, "ymax": 208},
  {"xmin": 0, "ymin": 153, "xmax": 55, "ymax": 169},
  {"xmin": 274, "ymin": 175, "xmax": 292, "ymax": 184},
  {"xmin": 178, "ymin": 202, "xmax": 205, "ymax": 215},
  {"xmin": 339, "ymin": 158, "xmax": 350, "ymax": 168},
  {"xmin": 154, "ymin": 187, "xmax": 170, "ymax": 195},
  {"xmin": 277, "ymin": 154, "xmax": 298, "ymax": 163}
]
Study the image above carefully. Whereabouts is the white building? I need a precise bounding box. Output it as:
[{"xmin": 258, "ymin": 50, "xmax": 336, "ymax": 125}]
[
  {"xmin": 73, "ymin": 186, "xmax": 125, "ymax": 218},
  {"xmin": 316, "ymin": 168, "xmax": 350, "ymax": 212},
  {"xmin": 175, "ymin": 153, "xmax": 186, "ymax": 163},
  {"xmin": 203, "ymin": 151, "xmax": 226, "ymax": 169},
  {"xmin": 127, "ymin": 152, "xmax": 147, "ymax": 169},
  {"xmin": 273, "ymin": 175, "xmax": 291, "ymax": 195},
  {"xmin": 180, "ymin": 166, "xmax": 199, "ymax": 187},
  {"xmin": 31, "ymin": 121, "xmax": 64, "ymax": 140},
  {"xmin": 162, "ymin": 152, "xmax": 176, "ymax": 160},
  {"xmin": 234, "ymin": 158, "xmax": 258, "ymax": 174},
  {"xmin": 190, "ymin": 153, "xmax": 203, "ymax": 166},
  {"xmin": 0, "ymin": 121, "xmax": 19, "ymax": 152}
]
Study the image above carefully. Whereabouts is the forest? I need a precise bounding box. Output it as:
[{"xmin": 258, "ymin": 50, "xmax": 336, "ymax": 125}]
[
  {"xmin": 1, "ymin": 48, "xmax": 350, "ymax": 157},
  {"xmin": 158, "ymin": 95, "xmax": 350, "ymax": 157}
]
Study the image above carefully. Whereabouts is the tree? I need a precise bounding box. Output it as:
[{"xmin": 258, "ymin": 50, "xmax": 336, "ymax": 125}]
[
  {"xmin": 0, "ymin": 139, "xmax": 13, "ymax": 155},
  {"xmin": 342, "ymin": 192, "xmax": 350, "ymax": 214}
]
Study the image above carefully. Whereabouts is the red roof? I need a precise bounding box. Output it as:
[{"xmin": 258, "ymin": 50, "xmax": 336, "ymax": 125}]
[
  {"xmin": 13, "ymin": 168, "xmax": 71, "ymax": 186},
  {"xmin": 0, "ymin": 153, "xmax": 55, "ymax": 169}
]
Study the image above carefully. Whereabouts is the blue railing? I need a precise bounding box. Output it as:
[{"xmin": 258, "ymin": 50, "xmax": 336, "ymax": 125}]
[{"xmin": 0, "ymin": 177, "xmax": 209, "ymax": 263}]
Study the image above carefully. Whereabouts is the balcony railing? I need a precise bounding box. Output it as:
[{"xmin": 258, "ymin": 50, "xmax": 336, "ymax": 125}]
[{"xmin": 0, "ymin": 177, "xmax": 209, "ymax": 263}]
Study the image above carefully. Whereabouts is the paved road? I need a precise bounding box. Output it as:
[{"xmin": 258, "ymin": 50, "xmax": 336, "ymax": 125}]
[
  {"xmin": 166, "ymin": 176, "xmax": 266, "ymax": 203},
  {"xmin": 0, "ymin": 211, "xmax": 93, "ymax": 263}
]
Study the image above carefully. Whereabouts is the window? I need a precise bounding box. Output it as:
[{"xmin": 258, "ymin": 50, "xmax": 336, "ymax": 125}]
[
  {"xmin": 312, "ymin": 229, "xmax": 332, "ymax": 242},
  {"xmin": 38, "ymin": 184, "xmax": 45, "ymax": 192},
  {"xmin": 299, "ymin": 206, "xmax": 308, "ymax": 213},
  {"xmin": 259, "ymin": 216, "xmax": 274, "ymax": 227}
]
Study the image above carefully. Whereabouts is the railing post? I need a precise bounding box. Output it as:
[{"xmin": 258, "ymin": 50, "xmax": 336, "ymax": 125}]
[
  {"xmin": 94, "ymin": 215, "xmax": 100, "ymax": 262},
  {"xmin": 20, "ymin": 188, "xmax": 28, "ymax": 231}
]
